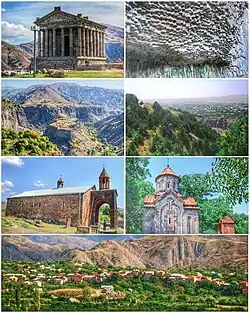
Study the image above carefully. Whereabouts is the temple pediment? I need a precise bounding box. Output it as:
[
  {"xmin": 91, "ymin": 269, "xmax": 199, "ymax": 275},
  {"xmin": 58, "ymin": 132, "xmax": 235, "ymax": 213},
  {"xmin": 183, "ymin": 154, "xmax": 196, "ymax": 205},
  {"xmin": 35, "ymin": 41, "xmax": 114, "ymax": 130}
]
[{"xmin": 34, "ymin": 8, "xmax": 105, "ymax": 29}]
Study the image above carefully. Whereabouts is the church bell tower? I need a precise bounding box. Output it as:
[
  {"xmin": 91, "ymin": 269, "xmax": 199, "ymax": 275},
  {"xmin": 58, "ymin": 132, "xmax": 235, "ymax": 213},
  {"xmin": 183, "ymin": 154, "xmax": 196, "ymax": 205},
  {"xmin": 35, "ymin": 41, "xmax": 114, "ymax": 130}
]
[{"xmin": 99, "ymin": 167, "xmax": 110, "ymax": 190}]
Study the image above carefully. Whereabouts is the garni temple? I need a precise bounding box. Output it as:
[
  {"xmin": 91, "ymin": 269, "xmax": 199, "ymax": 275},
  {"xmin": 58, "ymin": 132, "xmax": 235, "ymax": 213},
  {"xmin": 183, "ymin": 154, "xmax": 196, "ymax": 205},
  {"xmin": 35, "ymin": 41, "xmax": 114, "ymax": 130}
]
[
  {"xmin": 6, "ymin": 167, "xmax": 118, "ymax": 234},
  {"xmin": 143, "ymin": 165, "xmax": 199, "ymax": 234},
  {"xmin": 33, "ymin": 6, "xmax": 107, "ymax": 69}
]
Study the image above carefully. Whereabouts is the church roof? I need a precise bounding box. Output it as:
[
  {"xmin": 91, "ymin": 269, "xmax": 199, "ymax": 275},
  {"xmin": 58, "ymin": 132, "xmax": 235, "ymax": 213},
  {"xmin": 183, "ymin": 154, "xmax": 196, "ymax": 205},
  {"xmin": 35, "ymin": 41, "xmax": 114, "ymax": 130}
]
[
  {"xmin": 219, "ymin": 216, "xmax": 235, "ymax": 224},
  {"xmin": 99, "ymin": 167, "xmax": 110, "ymax": 179},
  {"xmin": 144, "ymin": 193, "xmax": 199, "ymax": 210},
  {"xmin": 157, "ymin": 165, "xmax": 178, "ymax": 178},
  {"xmin": 9, "ymin": 186, "xmax": 95, "ymax": 199}
]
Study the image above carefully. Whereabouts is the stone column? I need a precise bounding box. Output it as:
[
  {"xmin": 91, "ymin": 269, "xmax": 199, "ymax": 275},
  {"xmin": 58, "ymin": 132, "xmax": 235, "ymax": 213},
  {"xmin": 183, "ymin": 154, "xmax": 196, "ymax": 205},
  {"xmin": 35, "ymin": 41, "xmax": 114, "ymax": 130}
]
[
  {"xmin": 69, "ymin": 27, "xmax": 73, "ymax": 56},
  {"xmin": 98, "ymin": 30, "xmax": 101, "ymax": 57},
  {"xmin": 61, "ymin": 28, "xmax": 64, "ymax": 57},
  {"xmin": 85, "ymin": 28, "xmax": 89, "ymax": 57},
  {"xmin": 82, "ymin": 27, "xmax": 86, "ymax": 56},
  {"xmin": 101, "ymin": 31, "xmax": 105, "ymax": 57},
  {"xmin": 44, "ymin": 28, "xmax": 48, "ymax": 57},
  {"xmin": 48, "ymin": 29, "xmax": 52, "ymax": 57},
  {"xmin": 78, "ymin": 27, "xmax": 82, "ymax": 56},
  {"xmin": 93, "ymin": 29, "xmax": 96, "ymax": 57},
  {"xmin": 89, "ymin": 29, "xmax": 93, "ymax": 57},
  {"xmin": 38, "ymin": 30, "xmax": 41, "ymax": 57},
  {"xmin": 52, "ymin": 28, "xmax": 56, "ymax": 56}
]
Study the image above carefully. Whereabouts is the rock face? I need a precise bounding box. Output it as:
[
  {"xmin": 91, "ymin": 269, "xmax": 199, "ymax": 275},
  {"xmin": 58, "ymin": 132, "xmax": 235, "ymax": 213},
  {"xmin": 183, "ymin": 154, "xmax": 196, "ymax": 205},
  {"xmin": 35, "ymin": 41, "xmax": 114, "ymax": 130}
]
[
  {"xmin": 2, "ymin": 83, "xmax": 124, "ymax": 155},
  {"xmin": 94, "ymin": 113, "xmax": 124, "ymax": 146},
  {"xmin": 2, "ymin": 236, "xmax": 96, "ymax": 261},
  {"xmin": 2, "ymin": 235, "xmax": 248, "ymax": 270},
  {"xmin": 126, "ymin": 1, "xmax": 248, "ymax": 78},
  {"xmin": 1, "ymin": 102, "xmax": 30, "ymax": 131},
  {"xmin": 1, "ymin": 41, "xmax": 32, "ymax": 71}
]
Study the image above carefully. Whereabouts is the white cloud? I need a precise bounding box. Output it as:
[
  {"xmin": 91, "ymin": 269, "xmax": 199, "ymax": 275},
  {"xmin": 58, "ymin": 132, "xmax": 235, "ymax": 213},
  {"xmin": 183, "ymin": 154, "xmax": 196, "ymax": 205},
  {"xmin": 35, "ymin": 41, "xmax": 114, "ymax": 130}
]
[
  {"xmin": 33, "ymin": 181, "xmax": 44, "ymax": 187},
  {"xmin": 1, "ymin": 21, "xmax": 32, "ymax": 41},
  {"xmin": 2, "ymin": 180, "xmax": 14, "ymax": 194},
  {"xmin": 2, "ymin": 157, "xmax": 24, "ymax": 167}
]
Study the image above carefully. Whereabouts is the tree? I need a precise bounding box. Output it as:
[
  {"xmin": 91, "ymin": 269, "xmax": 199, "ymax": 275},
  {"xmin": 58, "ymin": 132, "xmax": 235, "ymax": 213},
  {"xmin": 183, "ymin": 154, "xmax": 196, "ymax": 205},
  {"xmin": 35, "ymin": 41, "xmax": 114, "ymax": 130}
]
[
  {"xmin": 219, "ymin": 116, "xmax": 248, "ymax": 156},
  {"xmin": 179, "ymin": 173, "xmax": 213, "ymax": 201},
  {"xmin": 126, "ymin": 158, "xmax": 154, "ymax": 233},
  {"xmin": 212, "ymin": 157, "xmax": 248, "ymax": 206}
]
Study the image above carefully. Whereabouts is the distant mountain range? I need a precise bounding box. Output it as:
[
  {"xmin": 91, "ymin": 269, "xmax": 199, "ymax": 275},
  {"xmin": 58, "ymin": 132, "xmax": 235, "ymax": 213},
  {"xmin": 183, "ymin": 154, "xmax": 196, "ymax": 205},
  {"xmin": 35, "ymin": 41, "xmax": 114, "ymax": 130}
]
[
  {"xmin": 2, "ymin": 235, "xmax": 248, "ymax": 270},
  {"xmin": 1, "ymin": 24, "xmax": 124, "ymax": 70},
  {"xmin": 146, "ymin": 94, "xmax": 248, "ymax": 107},
  {"xmin": 2, "ymin": 83, "xmax": 124, "ymax": 155}
]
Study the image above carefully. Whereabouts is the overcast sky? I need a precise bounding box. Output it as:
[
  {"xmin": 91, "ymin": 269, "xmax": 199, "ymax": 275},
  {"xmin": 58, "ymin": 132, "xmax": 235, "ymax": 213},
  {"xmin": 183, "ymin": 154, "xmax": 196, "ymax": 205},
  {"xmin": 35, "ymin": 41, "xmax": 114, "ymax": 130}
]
[
  {"xmin": 125, "ymin": 79, "xmax": 248, "ymax": 100},
  {"xmin": 2, "ymin": 1, "xmax": 124, "ymax": 44}
]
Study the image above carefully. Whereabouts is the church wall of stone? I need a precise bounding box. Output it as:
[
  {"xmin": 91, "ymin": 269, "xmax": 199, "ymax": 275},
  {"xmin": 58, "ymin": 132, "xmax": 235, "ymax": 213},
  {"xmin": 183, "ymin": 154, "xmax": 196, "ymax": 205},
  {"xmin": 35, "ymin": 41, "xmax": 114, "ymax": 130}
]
[
  {"xmin": 6, "ymin": 194, "xmax": 83, "ymax": 226},
  {"xmin": 142, "ymin": 208, "xmax": 155, "ymax": 234},
  {"xmin": 182, "ymin": 210, "xmax": 199, "ymax": 234}
]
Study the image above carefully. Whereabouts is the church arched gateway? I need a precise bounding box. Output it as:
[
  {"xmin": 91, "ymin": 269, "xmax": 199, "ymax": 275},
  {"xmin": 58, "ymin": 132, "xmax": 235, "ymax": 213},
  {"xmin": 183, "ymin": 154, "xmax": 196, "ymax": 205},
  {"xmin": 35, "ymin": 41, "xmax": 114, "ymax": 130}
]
[
  {"xmin": 77, "ymin": 167, "xmax": 118, "ymax": 233},
  {"xmin": 143, "ymin": 165, "xmax": 199, "ymax": 234}
]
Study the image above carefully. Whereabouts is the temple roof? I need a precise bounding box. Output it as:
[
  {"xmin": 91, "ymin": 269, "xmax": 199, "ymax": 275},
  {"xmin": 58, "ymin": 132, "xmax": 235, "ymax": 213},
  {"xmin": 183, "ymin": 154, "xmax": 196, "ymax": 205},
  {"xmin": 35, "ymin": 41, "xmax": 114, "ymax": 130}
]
[
  {"xmin": 34, "ymin": 7, "xmax": 106, "ymax": 29},
  {"xmin": 9, "ymin": 186, "xmax": 95, "ymax": 199},
  {"xmin": 156, "ymin": 165, "xmax": 178, "ymax": 179}
]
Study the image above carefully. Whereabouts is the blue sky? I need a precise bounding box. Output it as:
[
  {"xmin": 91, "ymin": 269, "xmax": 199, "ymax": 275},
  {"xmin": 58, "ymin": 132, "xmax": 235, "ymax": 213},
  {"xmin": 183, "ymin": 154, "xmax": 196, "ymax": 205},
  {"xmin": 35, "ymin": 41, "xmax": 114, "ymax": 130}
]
[
  {"xmin": 145, "ymin": 157, "xmax": 248, "ymax": 214},
  {"xmin": 2, "ymin": 1, "xmax": 124, "ymax": 44},
  {"xmin": 1, "ymin": 157, "xmax": 124, "ymax": 208},
  {"xmin": 2, "ymin": 79, "xmax": 124, "ymax": 90},
  {"xmin": 126, "ymin": 79, "xmax": 248, "ymax": 100}
]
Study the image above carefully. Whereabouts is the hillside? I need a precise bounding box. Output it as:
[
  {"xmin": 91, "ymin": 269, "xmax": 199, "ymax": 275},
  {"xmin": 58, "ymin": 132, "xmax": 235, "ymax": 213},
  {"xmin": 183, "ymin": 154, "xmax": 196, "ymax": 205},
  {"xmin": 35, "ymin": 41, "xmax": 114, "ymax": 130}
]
[
  {"xmin": 1, "ymin": 41, "xmax": 31, "ymax": 71},
  {"xmin": 2, "ymin": 235, "xmax": 247, "ymax": 270},
  {"xmin": 2, "ymin": 236, "xmax": 96, "ymax": 261},
  {"xmin": 1, "ymin": 84, "xmax": 124, "ymax": 156},
  {"xmin": 126, "ymin": 94, "xmax": 220, "ymax": 156}
]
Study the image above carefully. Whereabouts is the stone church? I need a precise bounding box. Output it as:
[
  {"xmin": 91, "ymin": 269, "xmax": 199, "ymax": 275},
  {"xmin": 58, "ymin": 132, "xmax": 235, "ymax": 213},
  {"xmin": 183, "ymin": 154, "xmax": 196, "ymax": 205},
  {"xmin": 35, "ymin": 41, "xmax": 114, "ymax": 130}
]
[
  {"xmin": 143, "ymin": 165, "xmax": 199, "ymax": 234},
  {"xmin": 33, "ymin": 6, "xmax": 107, "ymax": 69},
  {"xmin": 6, "ymin": 167, "xmax": 118, "ymax": 233}
]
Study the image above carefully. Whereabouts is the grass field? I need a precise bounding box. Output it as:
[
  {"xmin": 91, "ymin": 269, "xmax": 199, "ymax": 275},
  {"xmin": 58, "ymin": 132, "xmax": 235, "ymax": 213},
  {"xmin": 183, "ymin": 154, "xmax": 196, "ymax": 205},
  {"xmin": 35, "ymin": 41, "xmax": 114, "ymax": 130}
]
[
  {"xmin": 4, "ymin": 70, "xmax": 124, "ymax": 78},
  {"xmin": 2, "ymin": 216, "xmax": 124, "ymax": 234}
]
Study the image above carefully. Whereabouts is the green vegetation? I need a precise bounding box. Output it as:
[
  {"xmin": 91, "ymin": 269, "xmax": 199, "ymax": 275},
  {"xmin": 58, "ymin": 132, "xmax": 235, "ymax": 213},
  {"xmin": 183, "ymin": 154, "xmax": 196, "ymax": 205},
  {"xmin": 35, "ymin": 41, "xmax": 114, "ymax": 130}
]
[
  {"xmin": 126, "ymin": 157, "xmax": 248, "ymax": 234},
  {"xmin": 2, "ymin": 261, "xmax": 248, "ymax": 311},
  {"xmin": 7, "ymin": 70, "xmax": 124, "ymax": 78},
  {"xmin": 2, "ymin": 128, "xmax": 61, "ymax": 156},
  {"xmin": 218, "ymin": 116, "xmax": 248, "ymax": 156},
  {"xmin": 126, "ymin": 94, "xmax": 248, "ymax": 156},
  {"xmin": 126, "ymin": 158, "xmax": 154, "ymax": 233}
]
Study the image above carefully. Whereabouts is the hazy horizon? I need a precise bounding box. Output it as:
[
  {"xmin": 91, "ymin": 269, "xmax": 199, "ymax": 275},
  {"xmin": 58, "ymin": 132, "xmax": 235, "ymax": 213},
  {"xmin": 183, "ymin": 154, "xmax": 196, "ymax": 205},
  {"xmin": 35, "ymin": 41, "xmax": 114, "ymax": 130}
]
[{"xmin": 126, "ymin": 79, "xmax": 248, "ymax": 100}]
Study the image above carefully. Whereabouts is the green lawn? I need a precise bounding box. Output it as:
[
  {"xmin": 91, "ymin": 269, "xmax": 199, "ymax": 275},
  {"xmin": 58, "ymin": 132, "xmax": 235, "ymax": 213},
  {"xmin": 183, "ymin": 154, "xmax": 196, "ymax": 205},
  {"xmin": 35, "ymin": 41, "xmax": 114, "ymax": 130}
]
[{"xmin": 5, "ymin": 70, "xmax": 124, "ymax": 78}]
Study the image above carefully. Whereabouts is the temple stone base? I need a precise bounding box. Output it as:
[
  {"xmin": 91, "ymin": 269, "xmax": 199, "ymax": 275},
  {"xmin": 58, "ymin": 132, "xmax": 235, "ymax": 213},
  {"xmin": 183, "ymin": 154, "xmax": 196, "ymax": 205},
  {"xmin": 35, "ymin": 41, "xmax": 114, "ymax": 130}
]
[{"xmin": 35, "ymin": 56, "xmax": 107, "ymax": 70}]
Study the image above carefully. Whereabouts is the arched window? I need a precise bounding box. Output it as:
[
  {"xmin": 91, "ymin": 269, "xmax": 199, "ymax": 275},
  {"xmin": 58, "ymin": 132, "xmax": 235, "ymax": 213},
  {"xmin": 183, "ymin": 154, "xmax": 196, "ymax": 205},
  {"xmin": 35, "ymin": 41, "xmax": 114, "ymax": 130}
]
[{"xmin": 173, "ymin": 182, "xmax": 176, "ymax": 190}]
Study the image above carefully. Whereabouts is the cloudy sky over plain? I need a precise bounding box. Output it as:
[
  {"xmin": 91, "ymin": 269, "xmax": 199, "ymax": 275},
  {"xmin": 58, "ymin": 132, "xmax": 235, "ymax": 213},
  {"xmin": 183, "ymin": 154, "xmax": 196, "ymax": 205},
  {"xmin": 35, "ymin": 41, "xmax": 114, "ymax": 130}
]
[
  {"xmin": 2, "ymin": 1, "xmax": 124, "ymax": 44},
  {"xmin": 126, "ymin": 79, "xmax": 248, "ymax": 100}
]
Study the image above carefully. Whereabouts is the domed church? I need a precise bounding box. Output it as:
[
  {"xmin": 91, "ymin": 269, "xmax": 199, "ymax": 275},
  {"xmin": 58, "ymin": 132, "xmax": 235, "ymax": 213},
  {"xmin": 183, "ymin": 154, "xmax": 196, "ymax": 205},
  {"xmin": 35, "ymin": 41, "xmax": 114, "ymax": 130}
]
[{"xmin": 143, "ymin": 165, "xmax": 199, "ymax": 234}]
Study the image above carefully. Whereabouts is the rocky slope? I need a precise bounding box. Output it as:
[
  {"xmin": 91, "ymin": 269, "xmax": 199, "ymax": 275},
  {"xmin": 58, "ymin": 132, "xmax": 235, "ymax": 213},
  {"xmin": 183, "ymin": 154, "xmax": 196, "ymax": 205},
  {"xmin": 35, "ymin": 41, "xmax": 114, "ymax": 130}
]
[
  {"xmin": 2, "ymin": 83, "xmax": 124, "ymax": 155},
  {"xmin": 44, "ymin": 115, "xmax": 104, "ymax": 155},
  {"xmin": 2, "ymin": 235, "xmax": 248, "ymax": 270},
  {"xmin": 1, "ymin": 41, "xmax": 31, "ymax": 71},
  {"xmin": 2, "ymin": 236, "xmax": 96, "ymax": 261},
  {"xmin": 94, "ymin": 113, "xmax": 124, "ymax": 146}
]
